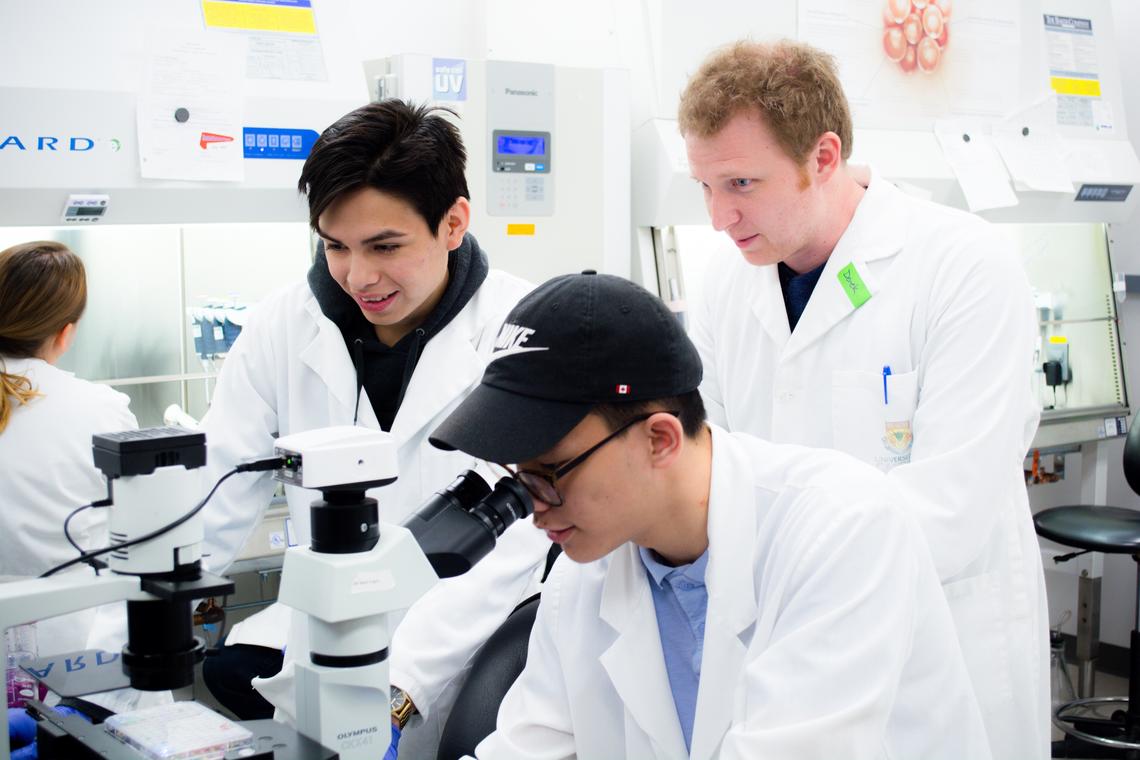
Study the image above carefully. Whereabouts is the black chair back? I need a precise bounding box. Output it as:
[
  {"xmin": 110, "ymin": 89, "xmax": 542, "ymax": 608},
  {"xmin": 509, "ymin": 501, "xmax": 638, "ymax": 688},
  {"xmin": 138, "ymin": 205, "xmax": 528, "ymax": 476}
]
[
  {"xmin": 436, "ymin": 595, "xmax": 541, "ymax": 760},
  {"xmin": 1124, "ymin": 416, "xmax": 1140, "ymax": 496}
]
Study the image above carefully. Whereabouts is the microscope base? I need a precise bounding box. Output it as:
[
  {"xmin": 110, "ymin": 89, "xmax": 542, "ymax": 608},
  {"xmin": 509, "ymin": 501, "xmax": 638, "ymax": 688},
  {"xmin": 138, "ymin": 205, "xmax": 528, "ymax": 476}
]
[{"xmin": 294, "ymin": 658, "xmax": 390, "ymax": 760}]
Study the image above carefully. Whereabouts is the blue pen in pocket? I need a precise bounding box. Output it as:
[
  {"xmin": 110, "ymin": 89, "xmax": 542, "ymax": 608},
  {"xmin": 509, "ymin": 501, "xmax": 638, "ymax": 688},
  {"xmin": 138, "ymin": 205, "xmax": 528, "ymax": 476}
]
[{"xmin": 882, "ymin": 365, "xmax": 891, "ymax": 404}]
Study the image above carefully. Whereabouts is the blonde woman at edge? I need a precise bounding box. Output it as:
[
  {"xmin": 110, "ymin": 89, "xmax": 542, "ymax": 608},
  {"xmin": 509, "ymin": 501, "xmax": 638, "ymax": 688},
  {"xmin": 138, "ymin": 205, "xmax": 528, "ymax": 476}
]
[{"xmin": 0, "ymin": 240, "xmax": 165, "ymax": 714}]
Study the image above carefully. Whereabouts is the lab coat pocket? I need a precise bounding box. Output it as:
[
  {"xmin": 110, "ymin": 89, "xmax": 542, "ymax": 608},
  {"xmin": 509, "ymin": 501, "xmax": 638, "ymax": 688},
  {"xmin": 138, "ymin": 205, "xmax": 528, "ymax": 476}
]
[
  {"xmin": 831, "ymin": 369, "xmax": 918, "ymax": 472},
  {"xmin": 942, "ymin": 572, "xmax": 1013, "ymax": 704}
]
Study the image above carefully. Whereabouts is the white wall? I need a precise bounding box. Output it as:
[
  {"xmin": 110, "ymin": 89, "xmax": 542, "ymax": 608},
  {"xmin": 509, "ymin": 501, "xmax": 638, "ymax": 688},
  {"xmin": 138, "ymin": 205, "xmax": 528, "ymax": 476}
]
[
  {"xmin": 446, "ymin": 1, "xmax": 797, "ymax": 130},
  {"xmin": 349, "ymin": 0, "xmax": 485, "ymax": 65}
]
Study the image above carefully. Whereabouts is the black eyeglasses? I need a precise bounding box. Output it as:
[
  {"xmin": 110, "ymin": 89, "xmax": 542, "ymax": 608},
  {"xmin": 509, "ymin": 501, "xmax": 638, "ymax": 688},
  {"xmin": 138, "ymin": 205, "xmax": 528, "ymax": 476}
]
[{"xmin": 498, "ymin": 411, "xmax": 679, "ymax": 507}]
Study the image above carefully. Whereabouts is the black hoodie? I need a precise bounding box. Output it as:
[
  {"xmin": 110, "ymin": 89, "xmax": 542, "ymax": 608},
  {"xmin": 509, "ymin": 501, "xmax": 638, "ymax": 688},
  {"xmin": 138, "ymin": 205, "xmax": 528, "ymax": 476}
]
[{"xmin": 307, "ymin": 233, "xmax": 490, "ymax": 431}]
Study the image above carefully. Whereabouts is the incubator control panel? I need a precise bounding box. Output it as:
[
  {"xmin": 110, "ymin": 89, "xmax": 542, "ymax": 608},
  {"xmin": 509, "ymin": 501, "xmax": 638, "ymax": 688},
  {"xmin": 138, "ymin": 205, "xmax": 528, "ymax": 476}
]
[{"xmin": 487, "ymin": 62, "xmax": 554, "ymax": 217}]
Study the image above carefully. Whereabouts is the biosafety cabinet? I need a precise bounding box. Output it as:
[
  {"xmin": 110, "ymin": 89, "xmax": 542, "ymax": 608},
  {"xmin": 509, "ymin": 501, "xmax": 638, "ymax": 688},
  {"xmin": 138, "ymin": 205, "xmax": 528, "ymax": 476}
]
[
  {"xmin": 0, "ymin": 3, "xmax": 630, "ymax": 427},
  {"xmin": 0, "ymin": 0, "xmax": 363, "ymax": 427}
]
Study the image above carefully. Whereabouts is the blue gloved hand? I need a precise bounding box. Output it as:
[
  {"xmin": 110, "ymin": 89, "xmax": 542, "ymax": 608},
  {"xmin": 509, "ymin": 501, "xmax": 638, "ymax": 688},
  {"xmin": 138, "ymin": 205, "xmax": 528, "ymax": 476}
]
[
  {"xmin": 8, "ymin": 705, "xmax": 90, "ymax": 760},
  {"xmin": 383, "ymin": 723, "xmax": 401, "ymax": 760},
  {"xmin": 11, "ymin": 742, "xmax": 38, "ymax": 760},
  {"xmin": 11, "ymin": 743, "xmax": 38, "ymax": 760},
  {"xmin": 51, "ymin": 706, "xmax": 87, "ymax": 721},
  {"xmin": 8, "ymin": 707, "xmax": 37, "ymax": 748}
]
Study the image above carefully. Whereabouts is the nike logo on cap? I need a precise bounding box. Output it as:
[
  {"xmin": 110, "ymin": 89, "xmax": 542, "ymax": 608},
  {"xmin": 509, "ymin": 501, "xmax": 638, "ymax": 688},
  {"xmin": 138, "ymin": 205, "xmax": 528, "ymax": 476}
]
[{"xmin": 491, "ymin": 322, "xmax": 549, "ymax": 361}]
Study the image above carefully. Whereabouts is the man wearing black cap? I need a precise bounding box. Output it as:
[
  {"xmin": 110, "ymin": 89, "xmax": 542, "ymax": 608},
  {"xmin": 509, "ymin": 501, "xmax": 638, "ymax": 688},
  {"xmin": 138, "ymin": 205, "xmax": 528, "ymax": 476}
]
[{"xmin": 429, "ymin": 271, "xmax": 992, "ymax": 760}]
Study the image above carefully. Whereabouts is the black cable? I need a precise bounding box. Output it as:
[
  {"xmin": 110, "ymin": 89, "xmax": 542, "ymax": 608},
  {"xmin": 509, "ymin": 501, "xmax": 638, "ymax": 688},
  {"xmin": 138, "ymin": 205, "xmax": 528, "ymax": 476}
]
[
  {"xmin": 62, "ymin": 482, "xmax": 115, "ymax": 575},
  {"xmin": 63, "ymin": 504, "xmax": 94, "ymax": 556},
  {"xmin": 63, "ymin": 504, "xmax": 101, "ymax": 575},
  {"xmin": 39, "ymin": 456, "xmax": 285, "ymax": 579},
  {"xmin": 236, "ymin": 456, "xmax": 287, "ymax": 474},
  {"xmin": 1054, "ymin": 548, "xmax": 1093, "ymax": 564},
  {"xmin": 41, "ymin": 469, "xmax": 238, "ymax": 578}
]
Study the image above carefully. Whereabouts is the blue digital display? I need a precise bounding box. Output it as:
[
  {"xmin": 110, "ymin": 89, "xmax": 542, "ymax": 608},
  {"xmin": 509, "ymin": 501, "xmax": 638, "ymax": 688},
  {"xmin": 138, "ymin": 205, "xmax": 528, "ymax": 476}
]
[
  {"xmin": 1075, "ymin": 183, "xmax": 1132, "ymax": 202},
  {"xmin": 243, "ymin": 127, "xmax": 319, "ymax": 160},
  {"xmin": 497, "ymin": 135, "xmax": 546, "ymax": 155}
]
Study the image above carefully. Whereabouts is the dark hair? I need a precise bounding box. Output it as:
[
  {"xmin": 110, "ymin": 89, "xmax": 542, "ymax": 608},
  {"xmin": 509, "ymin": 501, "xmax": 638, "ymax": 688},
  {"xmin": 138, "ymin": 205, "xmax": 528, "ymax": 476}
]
[
  {"xmin": 298, "ymin": 99, "xmax": 470, "ymax": 233},
  {"xmin": 0, "ymin": 241, "xmax": 87, "ymax": 432},
  {"xmin": 594, "ymin": 390, "xmax": 707, "ymax": 440}
]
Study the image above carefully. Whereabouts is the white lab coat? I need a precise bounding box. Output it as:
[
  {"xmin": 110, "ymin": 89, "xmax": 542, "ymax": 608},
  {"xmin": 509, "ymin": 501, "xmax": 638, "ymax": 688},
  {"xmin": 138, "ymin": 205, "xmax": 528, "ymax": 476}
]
[
  {"xmin": 197, "ymin": 270, "xmax": 551, "ymax": 747},
  {"xmin": 475, "ymin": 427, "xmax": 992, "ymax": 760},
  {"xmin": 0, "ymin": 357, "xmax": 167, "ymax": 713},
  {"xmin": 689, "ymin": 168, "xmax": 1049, "ymax": 760},
  {"xmin": 0, "ymin": 357, "xmax": 136, "ymax": 654}
]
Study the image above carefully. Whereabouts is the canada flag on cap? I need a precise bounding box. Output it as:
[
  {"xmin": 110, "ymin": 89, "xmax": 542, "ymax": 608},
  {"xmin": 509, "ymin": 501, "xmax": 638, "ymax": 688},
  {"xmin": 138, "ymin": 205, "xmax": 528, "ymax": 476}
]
[{"xmin": 615, "ymin": 384, "xmax": 630, "ymax": 395}]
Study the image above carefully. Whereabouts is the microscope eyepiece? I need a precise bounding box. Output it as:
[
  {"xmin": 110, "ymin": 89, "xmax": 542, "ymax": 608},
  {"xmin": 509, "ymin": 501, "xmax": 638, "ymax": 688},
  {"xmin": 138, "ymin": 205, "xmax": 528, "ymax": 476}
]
[
  {"xmin": 468, "ymin": 477, "xmax": 532, "ymax": 537},
  {"xmin": 402, "ymin": 471, "xmax": 535, "ymax": 578}
]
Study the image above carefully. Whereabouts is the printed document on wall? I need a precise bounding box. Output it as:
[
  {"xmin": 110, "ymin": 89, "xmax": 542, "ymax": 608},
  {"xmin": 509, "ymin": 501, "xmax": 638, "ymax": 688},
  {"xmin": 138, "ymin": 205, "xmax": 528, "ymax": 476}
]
[
  {"xmin": 201, "ymin": 0, "xmax": 327, "ymax": 82},
  {"xmin": 137, "ymin": 30, "xmax": 245, "ymax": 182},
  {"xmin": 1044, "ymin": 14, "xmax": 1111, "ymax": 132},
  {"xmin": 934, "ymin": 119, "xmax": 1018, "ymax": 212},
  {"xmin": 798, "ymin": 0, "xmax": 1020, "ymax": 130},
  {"xmin": 992, "ymin": 96, "xmax": 1073, "ymax": 193}
]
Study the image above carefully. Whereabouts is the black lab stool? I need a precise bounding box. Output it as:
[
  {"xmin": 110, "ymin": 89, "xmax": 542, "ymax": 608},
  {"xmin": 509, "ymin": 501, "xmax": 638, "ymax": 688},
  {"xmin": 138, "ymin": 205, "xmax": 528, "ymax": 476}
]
[{"xmin": 1035, "ymin": 419, "xmax": 1140, "ymax": 757}]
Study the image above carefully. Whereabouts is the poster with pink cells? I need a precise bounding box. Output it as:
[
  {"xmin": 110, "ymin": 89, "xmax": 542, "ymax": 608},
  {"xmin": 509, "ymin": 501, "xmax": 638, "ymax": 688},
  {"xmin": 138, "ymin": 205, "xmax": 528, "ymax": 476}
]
[{"xmin": 882, "ymin": 0, "xmax": 952, "ymax": 74}]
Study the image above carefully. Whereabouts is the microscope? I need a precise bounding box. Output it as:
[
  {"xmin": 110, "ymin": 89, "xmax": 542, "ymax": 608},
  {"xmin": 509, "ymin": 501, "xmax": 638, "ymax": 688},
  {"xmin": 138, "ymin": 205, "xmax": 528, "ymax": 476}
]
[
  {"xmin": 0, "ymin": 427, "xmax": 236, "ymax": 759},
  {"xmin": 271, "ymin": 426, "xmax": 531, "ymax": 758},
  {"xmin": 1, "ymin": 425, "xmax": 532, "ymax": 759}
]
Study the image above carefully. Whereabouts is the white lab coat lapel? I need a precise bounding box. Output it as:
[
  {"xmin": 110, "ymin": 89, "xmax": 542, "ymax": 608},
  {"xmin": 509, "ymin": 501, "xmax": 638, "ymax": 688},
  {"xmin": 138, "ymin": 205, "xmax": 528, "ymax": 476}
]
[
  {"xmin": 598, "ymin": 546, "xmax": 691, "ymax": 760},
  {"xmin": 749, "ymin": 264, "xmax": 792, "ymax": 351},
  {"xmin": 389, "ymin": 312, "xmax": 483, "ymax": 444},
  {"xmin": 298, "ymin": 299, "xmax": 362, "ymax": 422},
  {"xmin": 689, "ymin": 431, "xmax": 758, "ymax": 760},
  {"xmin": 780, "ymin": 171, "xmax": 905, "ymax": 363}
]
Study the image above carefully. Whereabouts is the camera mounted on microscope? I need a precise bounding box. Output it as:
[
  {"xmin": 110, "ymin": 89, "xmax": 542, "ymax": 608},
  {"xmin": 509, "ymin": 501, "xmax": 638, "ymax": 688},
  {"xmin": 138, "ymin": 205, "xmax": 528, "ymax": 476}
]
[{"xmin": 89, "ymin": 427, "xmax": 234, "ymax": 691}]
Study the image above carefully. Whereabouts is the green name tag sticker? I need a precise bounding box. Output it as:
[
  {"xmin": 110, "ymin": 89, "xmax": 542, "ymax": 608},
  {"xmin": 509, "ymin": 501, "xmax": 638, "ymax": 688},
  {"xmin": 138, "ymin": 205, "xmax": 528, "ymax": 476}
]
[{"xmin": 837, "ymin": 263, "xmax": 871, "ymax": 308}]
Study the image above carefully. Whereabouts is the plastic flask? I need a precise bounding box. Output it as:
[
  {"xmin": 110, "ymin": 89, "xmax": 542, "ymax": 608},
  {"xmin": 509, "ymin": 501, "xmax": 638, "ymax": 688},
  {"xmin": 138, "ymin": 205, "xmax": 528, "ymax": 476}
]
[{"xmin": 6, "ymin": 624, "xmax": 38, "ymax": 708}]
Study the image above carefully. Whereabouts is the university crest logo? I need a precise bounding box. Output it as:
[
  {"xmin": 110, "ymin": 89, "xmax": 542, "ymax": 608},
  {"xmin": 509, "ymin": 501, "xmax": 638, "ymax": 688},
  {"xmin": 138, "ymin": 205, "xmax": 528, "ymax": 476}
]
[{"xmin": 882, "ymin": 420, "xmax": 913, "ymax": 455}]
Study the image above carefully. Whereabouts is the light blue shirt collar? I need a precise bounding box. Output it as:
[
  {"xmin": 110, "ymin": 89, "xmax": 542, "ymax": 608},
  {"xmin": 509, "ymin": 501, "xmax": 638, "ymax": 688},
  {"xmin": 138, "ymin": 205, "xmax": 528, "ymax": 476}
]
[{"xmin": 638, "ymin": 545, "xmax": 710, "ymax": 588}]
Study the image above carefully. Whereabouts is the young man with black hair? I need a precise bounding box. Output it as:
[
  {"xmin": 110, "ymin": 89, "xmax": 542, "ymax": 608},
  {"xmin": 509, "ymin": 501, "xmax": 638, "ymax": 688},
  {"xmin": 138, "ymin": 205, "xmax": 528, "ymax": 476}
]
[
  {"xmin": 196, "ymin": 99, "xmax": 549, "ymax": 755},
  {"xmin": 429, "ymin": 272, "xmax": 991, "ymax": 760}
]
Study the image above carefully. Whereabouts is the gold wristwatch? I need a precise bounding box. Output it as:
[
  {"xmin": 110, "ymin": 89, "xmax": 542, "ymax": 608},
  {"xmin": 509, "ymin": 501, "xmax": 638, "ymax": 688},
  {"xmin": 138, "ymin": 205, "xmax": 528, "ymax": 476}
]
[{"xmin": 390, "ymin": 688, "xmax": 417, "ymax": 730}]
